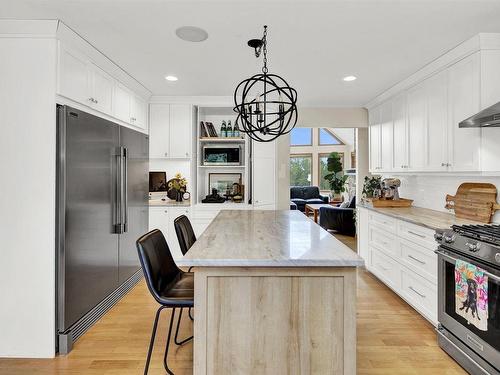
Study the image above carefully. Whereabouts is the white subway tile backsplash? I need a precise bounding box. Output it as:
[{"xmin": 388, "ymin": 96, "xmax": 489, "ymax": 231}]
[{"xmin": 389, "ymin": 175, "xmax": 500, "ymax": 223}]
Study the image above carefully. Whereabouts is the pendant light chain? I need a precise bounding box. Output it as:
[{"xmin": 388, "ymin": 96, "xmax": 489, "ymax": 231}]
[{"xmin": 262, "ymin": 26, "xmax": 268, "ymax": 74}]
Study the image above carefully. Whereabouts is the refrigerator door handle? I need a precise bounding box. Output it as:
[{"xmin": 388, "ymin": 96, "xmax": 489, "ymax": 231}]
[
  {"xmin": 123, "ymin": 147, "xmax": 128, "ymax": 233},
  {"xmin": 114, "ymin": 147, "xmax": 124, "ymax": 234}
]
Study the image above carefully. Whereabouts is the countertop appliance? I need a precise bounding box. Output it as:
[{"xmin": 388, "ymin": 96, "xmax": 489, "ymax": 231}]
[
  {"xmin": 202, "ymin": 144, "xmax": 242, "ymax": 165},
  {"xmin": 435, "ymin": 225, "xmax": 500, "ymax": 375},
  {"xmin": 459, "ymin": 100, "xmax": 500, "ymax": 128},
  {"xmin": 56, "ymin": 105, "xmax": 148, "ymax": 353},
  {"xmin": 381, "ymin": 178, "xmax": 401, "ymax": 200}
]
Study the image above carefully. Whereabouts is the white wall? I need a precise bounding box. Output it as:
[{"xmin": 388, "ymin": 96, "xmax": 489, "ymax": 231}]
[
  {"xmin": 0, "ymin": 37, "xmax": 57, "ymax": 357},
  {"xmin": 392, "ymin": 174, "xmax": 500, "ymax": 223},
  {"xmin": 149, "ymin": 159, "xmax": 192, "ymax": 193}
]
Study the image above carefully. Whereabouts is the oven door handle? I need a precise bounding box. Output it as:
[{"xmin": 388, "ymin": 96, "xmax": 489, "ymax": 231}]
[{"xmin": 435, "ymin": 249, "xmax": 500, "ymax": 282}]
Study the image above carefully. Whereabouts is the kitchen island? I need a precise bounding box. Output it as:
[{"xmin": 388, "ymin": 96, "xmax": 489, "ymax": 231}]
[{"xmin": 177, "ymin": 210, "xmax": 364, "ymax": 375}]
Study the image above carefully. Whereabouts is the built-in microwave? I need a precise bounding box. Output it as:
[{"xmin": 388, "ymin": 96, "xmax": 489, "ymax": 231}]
[{"xmin": 202, "ymin": 144, "xmax": 242, "ymax": 165}]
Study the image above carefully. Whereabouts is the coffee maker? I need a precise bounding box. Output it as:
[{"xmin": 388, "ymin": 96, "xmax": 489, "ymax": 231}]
[{"xmin": 381, "ymin": 178, "xmax": 401, "ymax": 200}]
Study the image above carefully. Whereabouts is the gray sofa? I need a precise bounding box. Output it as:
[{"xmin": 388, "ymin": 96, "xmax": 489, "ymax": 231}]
[{"xmin": 290, "ymin": 186, "xmax": 328, "ymax": 212}]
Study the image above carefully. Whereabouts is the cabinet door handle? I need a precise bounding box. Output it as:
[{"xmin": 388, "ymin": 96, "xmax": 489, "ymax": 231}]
[
  {"xmin": 407, "ymin": 230, "xmax": 426, "ymax": 238},
  {"xmin": 164, "ymin": 152, "xmax": 168, "ymax": 157},
  {"xmin": 409, "ymin": 286, "xmax": 426, "ymax": 298},
  {"xmin": 94, "ymin": 99, "xmax": 98, "ymax": 104},
  {"xmin": 408, "ymin": 254, "xmax": 426, "ymax": 265},
  {"xmin": 441, "ymin": 162, "xmax": 446, "ymax": 167}
]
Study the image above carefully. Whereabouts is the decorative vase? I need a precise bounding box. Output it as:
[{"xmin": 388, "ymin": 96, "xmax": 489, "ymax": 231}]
[{"xmin": 176, "ymin": 190, "xmax": 183, "ymax": 202}]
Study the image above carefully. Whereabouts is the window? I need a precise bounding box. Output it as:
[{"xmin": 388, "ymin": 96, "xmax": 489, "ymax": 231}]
[
  {"xmin": 319, "ymin": 128, "xmax": 343, "ymax": 145},
  {"xmin": 319, "ymin": 153, "xmax": 344, "ymax": 191},
  {"xmin": 290, "ymin": 128, "xmax": 312, "ymax": 146},
  {"xmin": 290, "ymin": 154, "xmax": 312, "ymax": 186}
]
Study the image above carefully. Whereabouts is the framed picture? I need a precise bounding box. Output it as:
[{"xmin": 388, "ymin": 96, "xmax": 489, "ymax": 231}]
[
  {"xmin": 208, "ymin": 173, "xmax": 242, "ymax": 195},
  {"xmin": 149, "ymin": 171, "xmax": 167, "ymax": 192}
]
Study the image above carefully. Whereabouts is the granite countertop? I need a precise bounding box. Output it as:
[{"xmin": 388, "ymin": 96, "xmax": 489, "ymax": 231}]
[
  {"xmin": 358, "ymin": 203, "xmax": 483, "ymax": 230},
  {"xmin": 149, "ymin": 199, "xmax": 191, "ymax": 207},
  {"xmin": 177, "ymin": 210, "xmax": 364, "ymax": 268}
]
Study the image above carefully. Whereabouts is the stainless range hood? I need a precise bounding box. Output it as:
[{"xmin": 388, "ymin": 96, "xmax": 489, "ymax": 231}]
[{"xmin": 459, "ymin": 101, "xmax": 500, "ymax": 128}]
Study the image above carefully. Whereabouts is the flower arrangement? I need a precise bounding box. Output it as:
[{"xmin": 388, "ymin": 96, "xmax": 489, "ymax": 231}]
[{"xmin": 168, "ymin": 173, "xmax": 188, "ymax": 193}]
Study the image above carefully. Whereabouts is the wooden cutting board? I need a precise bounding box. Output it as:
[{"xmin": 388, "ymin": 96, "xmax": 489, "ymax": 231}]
[{"xmin": 445, "ymin": 183, "xmax": 500, "ymax": 223}]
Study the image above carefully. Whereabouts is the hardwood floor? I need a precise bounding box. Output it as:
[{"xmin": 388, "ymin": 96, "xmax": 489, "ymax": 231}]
[{"xmin": 0, "ymin": 236, "xmax": 466, "ymax": 375}]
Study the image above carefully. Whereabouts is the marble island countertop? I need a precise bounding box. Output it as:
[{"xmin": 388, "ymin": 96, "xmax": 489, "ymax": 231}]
[
  {"xmin": 359, "ymin": 202, "xmax": 484, "ymax": 230},
  {"xmin": 177, "ymin": 210, "xmax": 364, "ymax": 267}
]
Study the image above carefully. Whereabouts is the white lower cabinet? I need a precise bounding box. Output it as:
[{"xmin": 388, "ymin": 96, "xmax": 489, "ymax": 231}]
[
  {"xmin": 358, "ymin": 207, "xmax": 438, "ymax": 325},
  {"xmin": 149, "ymin": 207, "xmax": 191, "ymax": 260}
]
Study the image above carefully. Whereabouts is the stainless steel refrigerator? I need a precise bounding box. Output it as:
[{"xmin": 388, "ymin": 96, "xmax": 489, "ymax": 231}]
[{"xmin": 56, "ymin": 105, "xmax": 148, "ymax": 353}]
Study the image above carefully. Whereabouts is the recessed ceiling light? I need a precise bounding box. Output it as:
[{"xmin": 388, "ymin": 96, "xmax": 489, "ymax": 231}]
[
  {"xmin": 165, "ymin": 75, "xmax": 178, "ymax": 81},
  {"xmin": 175, "ymin": 26, "xmax": 208, "ymax": 42},
  {"xmin": 343, "ymin": 75, "xmax": 357, "ymax": 82}
]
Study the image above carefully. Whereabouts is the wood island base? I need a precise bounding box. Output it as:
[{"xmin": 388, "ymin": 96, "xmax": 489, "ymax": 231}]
[{"xmin": 193, "ymin": 267, "xmax": 357, "ymax": 375}]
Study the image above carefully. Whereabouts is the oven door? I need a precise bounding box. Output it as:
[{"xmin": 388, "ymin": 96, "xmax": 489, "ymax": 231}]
[{"xmin": 437, "ymin": 247, "xmax": 500, "ymax": 370}]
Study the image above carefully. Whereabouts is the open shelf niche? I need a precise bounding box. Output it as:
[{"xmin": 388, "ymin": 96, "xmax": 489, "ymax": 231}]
[{"xmin": 195, "ymin": 106, "xmax": 251, "ymax": 205}]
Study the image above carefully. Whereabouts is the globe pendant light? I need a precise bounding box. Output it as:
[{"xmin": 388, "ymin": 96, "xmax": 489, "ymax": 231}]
[{"xmin": 233, "ymin": 25, "xmax": 298, "ymax": 142}]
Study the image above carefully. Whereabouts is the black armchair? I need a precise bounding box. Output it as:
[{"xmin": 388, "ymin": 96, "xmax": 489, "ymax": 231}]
[{"xmin": 319, "ymin": 196, "xmax": 356, "ymax": 236}]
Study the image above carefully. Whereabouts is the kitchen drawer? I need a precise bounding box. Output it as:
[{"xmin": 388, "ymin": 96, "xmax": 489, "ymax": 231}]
[
  {"xmin": 370, "ymin": 247, "xmax": 401, "ymax": 290},
  {"xmin": 400, "ymin": 267, "xmax": 438, "ymax": 323},
  {"xmin": 398, "ymin": 220, "xmax": 436, "ymax": 250},
  {"xmin": 368, "ymin": 224, "xmax": 398, "ymax": 257},
  {"xmin": 368, "ymin": 211, "xmax": 397, "ymax": 232},
  {"xmin": 399, "ymin": 239, "xmax": 437, "ymax": 283}
]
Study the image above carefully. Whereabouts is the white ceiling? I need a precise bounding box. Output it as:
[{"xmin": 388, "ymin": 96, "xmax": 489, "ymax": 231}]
[{"xmin": 2, "ymin": 0, "xmax": 500, "ymax": 106}]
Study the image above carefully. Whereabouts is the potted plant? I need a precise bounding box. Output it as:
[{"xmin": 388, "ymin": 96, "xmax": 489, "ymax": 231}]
[
  {"xmin": 324, "ymin": 152, "xmax": 348, "ymax": 200},
  {"xmin": 362, "ymin": 175, "xmax": 382, "ymax": 200}
]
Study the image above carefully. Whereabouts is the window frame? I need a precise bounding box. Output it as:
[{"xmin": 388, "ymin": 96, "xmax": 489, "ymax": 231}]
[
  {"xmin": 318, "ymin": 152, "xmax": 344, "ymax": 192},
  {"xmin": 289, "ymin": 153, "xmax": 313, "ymax": 187},
  {"xmin": 290, "ymin": 128, "xmax": 313, "ymax": 147},
  {"xmin": 317, "ymin": 128, "xmax": 344, "ymax": 146}
]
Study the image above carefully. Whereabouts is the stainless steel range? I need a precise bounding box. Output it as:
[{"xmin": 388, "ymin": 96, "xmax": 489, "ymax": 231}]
[{"xmin": 435, "ymin": 225, "xmax": 500, "ymax": 375}]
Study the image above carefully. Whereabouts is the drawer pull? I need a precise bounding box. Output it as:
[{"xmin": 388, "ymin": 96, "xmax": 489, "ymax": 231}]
[
  {"xmin": 407, "ymin": 230, "xmax": 426, "ymax": 238},
  {"xmin": 409, "ymin": 286, "xmax": 426, "ymax": 298},
  {"xmin": 408, "ymin": 255, "xmax": 426, "ymax": 265},
  {"xmin": 376, "ymin": 263, "xmax": 389, "ymax": 271}
]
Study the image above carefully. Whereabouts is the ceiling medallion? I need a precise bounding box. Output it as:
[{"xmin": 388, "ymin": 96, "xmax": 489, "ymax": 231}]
[{"xmin": 233, "ymin": 25, "xmax": 298, "ymax": 142}]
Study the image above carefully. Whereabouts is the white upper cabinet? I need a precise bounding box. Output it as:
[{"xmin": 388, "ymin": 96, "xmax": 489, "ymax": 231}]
[
  {"xmin": 169, "ymin": 104, "xmax": 192, "ymax": 158},
  {"xmin": 367, "ymin": 35, "xmax": 500, "ymax": 175},
  {"xmin": 447, "ymin": 52, "xmax": 481, "ymax": 172},
  {"xmin": 89, "ymin": 64, "xmax": 114, "ymax": 114},
  {"xmin": 149, "ymin": 103, "xmax": 192, "ymax": 159},
  {"xmin": 379, "ymin": 101, "xmax": 393, "ymax": 172},
  {"xmin": 58, "ymin": 42, "xmax": 150, "ymax": 131},
  {"xmin": 426, "ymin": 69, "xmax": 449, "ymax": 171},
  {"xmin": 392, "ymin": 93, "xmax": 408, "ymax": 171},
  {"xmin": 369, "ymin": 105, "xmax": 381, "ymax": 172},
  {"xmin": 407, "ymin": 81, "xmax": 427, "ymax": 171},
  {"xmin": 58, "ymin": 46, "xmax": 90, "ymax": 104},
  {"xmin": 130, "ymin": 94, "xmax": 148, "ymax": 130},
  {"xmin": 149, "ymin": 104, "xmax": 170, "ymax": 158},
  {"xmin": 113, "ymin": 83, "xmax": 132, "ymax": 123}
]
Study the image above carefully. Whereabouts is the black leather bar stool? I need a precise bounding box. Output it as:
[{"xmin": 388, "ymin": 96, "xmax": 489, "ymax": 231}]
[
  {"xmin": 136, "ymin": 229, "xmax": 194, "ymax": 375},
  {"xmin": 174, "ymin": 215, "xmax": 197, "ymax": 257},
  {"xmin": 174, "ymin": 215, "xmax": 197, "ymax": 321}
]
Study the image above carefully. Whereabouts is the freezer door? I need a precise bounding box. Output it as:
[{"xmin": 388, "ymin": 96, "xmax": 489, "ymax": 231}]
[
  {"xmin": 118, "ymin": 127, "xmax": 149, "ymax": 283},
  {"xmin": 57, "ymin": 106, "xmax": 120, "ymax": 332}
]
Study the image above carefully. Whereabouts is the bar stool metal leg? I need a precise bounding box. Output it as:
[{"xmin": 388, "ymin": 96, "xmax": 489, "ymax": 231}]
[
  {"xmin": 163, "ymin": 307, "xmax": 177, "ymax": 375},
  {"xmin": 174, "ymin": 308, "xmax": 193, "ymax": 346},
  {"xmin": 144, "ymin": 306, "xmax": 166, "ymax": 375},
  {"xmin": 188, "ymin": 307, "xmax": 194, "ymax": 321}
]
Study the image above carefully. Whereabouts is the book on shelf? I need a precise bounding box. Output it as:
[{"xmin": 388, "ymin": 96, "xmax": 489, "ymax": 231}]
[
  {"xmin": 206, "ymin": 122, "xmax": 218, "ymax": 137},
  {"xmin": 200, "ymin": 121, "xmax": 209, "ymax": 138}
]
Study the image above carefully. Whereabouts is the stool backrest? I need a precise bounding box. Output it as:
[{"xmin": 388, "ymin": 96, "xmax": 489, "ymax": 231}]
[
  {"xmin": 174, "ymin": 215, "xmax": 197, "ymax": 256},
  {"xmin": 136, "ymin": 229, "xmax": 180, "ymax": 303}
]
